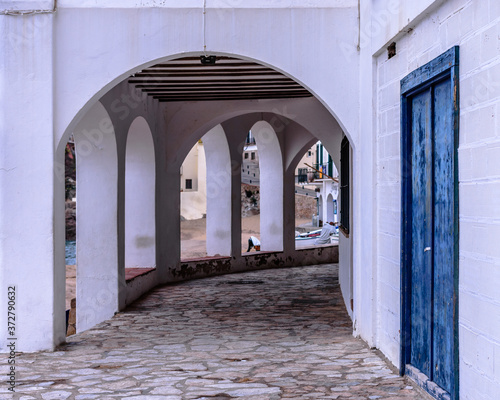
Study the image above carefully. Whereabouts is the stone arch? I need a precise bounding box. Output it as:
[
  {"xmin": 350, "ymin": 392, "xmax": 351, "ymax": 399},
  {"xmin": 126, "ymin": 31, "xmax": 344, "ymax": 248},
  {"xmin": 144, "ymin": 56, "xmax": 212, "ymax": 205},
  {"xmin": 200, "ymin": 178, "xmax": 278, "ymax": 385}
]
[
  {"xmin": 49, "ymin": 51, "xmax": 354, "ymax": 349},
  {"xmin": 251, "ymin": 121, "xmax": 283, "ymax": 252},
  {"xmin": 125, "ymin": 116, "xmax": 156, "ymax": 268}
]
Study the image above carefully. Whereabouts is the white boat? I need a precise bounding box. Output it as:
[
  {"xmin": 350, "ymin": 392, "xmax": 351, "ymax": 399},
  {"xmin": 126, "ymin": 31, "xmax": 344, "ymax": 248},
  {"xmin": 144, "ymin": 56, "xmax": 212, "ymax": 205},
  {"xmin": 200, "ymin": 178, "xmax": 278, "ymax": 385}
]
[{"xmin": 295, "ymin": 229, "xmax": 339, "ymax": 247}]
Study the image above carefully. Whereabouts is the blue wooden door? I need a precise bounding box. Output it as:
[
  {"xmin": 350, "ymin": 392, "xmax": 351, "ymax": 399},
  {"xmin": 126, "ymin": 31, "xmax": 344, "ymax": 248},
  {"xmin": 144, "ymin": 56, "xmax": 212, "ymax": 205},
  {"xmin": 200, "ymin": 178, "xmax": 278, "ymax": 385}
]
[
  {"xmin": 410, "ymin": 88, "xmax": 433, "ymax": 378},
  {"xmin": 401, "ymin": 46, "xmax": 459, "ymax": 400}
]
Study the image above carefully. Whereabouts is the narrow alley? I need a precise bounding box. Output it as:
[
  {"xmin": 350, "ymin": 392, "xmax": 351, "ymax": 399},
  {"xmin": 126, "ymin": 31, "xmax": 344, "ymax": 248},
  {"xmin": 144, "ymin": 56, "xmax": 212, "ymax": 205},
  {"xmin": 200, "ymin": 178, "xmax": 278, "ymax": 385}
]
[{"xmin": 9, "ymin": 265, "xmax": 430, "ymax": 399}]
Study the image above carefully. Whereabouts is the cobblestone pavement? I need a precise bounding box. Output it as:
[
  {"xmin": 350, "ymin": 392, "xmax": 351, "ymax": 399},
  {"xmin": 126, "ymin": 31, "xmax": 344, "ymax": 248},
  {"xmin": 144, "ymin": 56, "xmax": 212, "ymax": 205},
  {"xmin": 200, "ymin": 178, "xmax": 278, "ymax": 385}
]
[{"xmin": 5, "ymin": 264, "xmax": 430, "ymax": 399}]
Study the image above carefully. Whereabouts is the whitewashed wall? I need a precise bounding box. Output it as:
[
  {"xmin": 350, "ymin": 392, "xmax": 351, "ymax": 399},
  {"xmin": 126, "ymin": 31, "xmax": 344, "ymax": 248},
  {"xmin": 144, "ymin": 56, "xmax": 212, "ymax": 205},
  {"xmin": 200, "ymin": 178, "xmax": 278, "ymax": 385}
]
[{"xmin": 370, "ymin": 0, "xmax": 500, "ymax": 398}]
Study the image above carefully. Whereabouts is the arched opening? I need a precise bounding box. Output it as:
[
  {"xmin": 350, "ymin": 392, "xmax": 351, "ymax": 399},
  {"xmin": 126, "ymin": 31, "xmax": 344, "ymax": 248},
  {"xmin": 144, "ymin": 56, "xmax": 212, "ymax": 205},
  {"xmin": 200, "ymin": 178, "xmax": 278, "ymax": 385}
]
[
  {"xmin": 293, "ymin": 141, "xmax": 340, "ymax": 249},
  {"xmin": 241, "ymin": 129, "xmax": 261, "ymax": 254},
  {"xmin": 49, "ymin": 52, "xmax": 352, "ymax": 348},
  {"xmin": 125, "ymin": 117, "xmax": 156, "ymax": 269},
  {"xmin": 248, "ymin": 121, "xmax": 283, "ymax": 252},
  {"xmin": 180, "ymin": 125, "xmax": 232, "ymax": 259}
]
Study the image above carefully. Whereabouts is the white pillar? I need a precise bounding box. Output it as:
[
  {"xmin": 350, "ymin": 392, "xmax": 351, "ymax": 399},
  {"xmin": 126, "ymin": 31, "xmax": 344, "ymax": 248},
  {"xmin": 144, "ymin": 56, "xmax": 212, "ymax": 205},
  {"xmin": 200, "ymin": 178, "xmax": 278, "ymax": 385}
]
[
  {"xmin": 74, "ymin": 101, "xmax": 119, "ymax": 333},
  {"xmin": 252, "ymin": 121, "xmax": 284, "ymax": 252},
  {"xmin": 125, "ymin": 117, "xmax": 156, "ymax": 268},
  {"xmin": 203, "ymin": 125, "xmax": 231, "ymax": 256},
  {"xmin": 0, "ymin": 12, "xmax": 65, "ymax": 352}
]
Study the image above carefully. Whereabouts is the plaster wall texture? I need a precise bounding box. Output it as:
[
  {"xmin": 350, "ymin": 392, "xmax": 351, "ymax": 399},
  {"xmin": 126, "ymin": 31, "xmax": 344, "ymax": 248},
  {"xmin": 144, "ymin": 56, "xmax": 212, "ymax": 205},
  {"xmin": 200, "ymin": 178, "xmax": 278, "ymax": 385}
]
[
  {"xmin": 371, "ymin": 0, "xmax": 500, "ymax": 397},
  {"xmin": 125, "ymin": 269, "xmax": 158, "ymax": 306},
  {"xmin": 125, "ymin": 117, "xmax": 156, "ymax": 268},
  {"xmin": 74, "ymin": 101, "xmax": 120, "ymax": 334}
]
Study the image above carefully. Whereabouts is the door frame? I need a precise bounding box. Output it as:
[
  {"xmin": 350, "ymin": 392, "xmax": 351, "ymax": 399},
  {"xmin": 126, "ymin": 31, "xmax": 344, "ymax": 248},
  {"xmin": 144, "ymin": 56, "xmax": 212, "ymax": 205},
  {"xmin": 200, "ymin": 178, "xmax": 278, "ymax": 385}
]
[{"xmin": 400, "ymin": 46, "xmax": 460, "ymax": 400}]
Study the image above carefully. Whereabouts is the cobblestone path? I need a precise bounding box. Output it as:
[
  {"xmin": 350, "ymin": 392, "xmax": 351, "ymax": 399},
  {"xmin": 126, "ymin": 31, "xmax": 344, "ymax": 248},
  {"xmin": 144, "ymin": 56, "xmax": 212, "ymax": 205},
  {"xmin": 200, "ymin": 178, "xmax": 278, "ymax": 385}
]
[{"xmin": 6, "ymin": 264, "xmax": 430, "ymax": 399}]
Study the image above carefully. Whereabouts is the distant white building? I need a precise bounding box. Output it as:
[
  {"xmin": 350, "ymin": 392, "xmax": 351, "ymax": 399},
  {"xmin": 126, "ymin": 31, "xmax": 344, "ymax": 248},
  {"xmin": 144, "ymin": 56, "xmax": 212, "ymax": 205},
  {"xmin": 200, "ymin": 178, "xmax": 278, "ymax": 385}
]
[{"xmin": 180, "ymin": 140, "xmax": 207, "ymax": 220}]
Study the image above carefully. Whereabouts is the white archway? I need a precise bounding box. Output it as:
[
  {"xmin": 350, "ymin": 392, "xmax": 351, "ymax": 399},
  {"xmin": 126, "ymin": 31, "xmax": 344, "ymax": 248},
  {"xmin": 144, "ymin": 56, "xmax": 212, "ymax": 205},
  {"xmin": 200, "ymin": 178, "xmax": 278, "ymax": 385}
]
[
  {"xmin": 251, "ymin": 121, "xmax": 283, "ymax": 252},
  {"xmin": 125, "ymin": 117, "xmax": 156, "ymax": 268},
  {"xmin": 74, "ymin": 101, "xmax": 119, "ymax": 333},
  {"xmin": 11, "ymin": 48, "xmax": 353, "ymax": 351}
]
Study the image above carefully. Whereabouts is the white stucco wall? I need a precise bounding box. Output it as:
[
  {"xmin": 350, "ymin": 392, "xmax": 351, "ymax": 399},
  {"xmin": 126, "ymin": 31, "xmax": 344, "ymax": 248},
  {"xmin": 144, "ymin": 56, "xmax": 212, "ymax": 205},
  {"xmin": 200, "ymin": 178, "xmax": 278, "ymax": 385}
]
[
  {"xmin": 74, "ymin": 101, "xmax": 120, "ymax": 333},
  {"xmin": 51, "ymin": 2, "xmax": 360, "ymax": 149},
  {"xmin": 125, "ymin": 116, "xmax": 156, "ymax": 268},
  {"xmin": 370, "ymin": 1, "xmax": 500, "ymax": 398}
]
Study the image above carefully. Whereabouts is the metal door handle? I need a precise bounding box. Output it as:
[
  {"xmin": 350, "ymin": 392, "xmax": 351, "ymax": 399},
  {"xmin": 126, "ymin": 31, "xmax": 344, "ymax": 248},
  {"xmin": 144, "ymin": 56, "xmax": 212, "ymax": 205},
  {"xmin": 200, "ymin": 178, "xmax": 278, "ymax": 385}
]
[{"xmin": 424, "ymin": 247, "xmax": 431, "ymax": 252}]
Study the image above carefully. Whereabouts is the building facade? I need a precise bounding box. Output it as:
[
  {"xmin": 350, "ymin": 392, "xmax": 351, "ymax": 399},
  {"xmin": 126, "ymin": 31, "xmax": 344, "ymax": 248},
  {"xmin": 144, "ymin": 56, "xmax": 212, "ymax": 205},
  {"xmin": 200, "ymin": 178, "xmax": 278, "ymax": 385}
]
[{"xmin": 1, "ymin": 1, "xmax": 499, "ymax": 398}]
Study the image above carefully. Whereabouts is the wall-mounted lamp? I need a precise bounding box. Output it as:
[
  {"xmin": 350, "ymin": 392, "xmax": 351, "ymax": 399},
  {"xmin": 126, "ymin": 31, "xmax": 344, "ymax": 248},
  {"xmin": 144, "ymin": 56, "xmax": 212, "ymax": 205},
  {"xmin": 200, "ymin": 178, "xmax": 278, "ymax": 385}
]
[{"xmin": 200, "ymin": 55, "xmax": 217, "ymax": 65}]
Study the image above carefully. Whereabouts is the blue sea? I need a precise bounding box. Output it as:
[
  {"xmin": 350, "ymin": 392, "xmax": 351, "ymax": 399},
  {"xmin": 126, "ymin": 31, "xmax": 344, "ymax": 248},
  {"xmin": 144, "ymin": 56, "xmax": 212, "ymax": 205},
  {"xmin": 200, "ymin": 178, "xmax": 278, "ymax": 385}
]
[{"xmin": 65, "ymin": 240, "xmax": 76, "ymax": 265}]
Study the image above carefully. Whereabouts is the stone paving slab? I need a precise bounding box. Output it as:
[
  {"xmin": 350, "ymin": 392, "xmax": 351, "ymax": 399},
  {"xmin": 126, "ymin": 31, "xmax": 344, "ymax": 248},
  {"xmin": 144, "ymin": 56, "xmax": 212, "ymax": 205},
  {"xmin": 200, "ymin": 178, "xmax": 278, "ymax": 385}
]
[{"xmin": 2, "ymin": 264, "xmax": 431, "ymax": 399}]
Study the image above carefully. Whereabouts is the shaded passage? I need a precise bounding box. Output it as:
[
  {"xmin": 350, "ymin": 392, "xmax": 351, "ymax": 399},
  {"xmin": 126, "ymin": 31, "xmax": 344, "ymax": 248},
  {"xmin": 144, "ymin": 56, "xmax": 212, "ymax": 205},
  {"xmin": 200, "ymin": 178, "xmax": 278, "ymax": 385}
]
[{"xmin": 10, "ymin": 265, "xmax": 430, "ymax": 399}]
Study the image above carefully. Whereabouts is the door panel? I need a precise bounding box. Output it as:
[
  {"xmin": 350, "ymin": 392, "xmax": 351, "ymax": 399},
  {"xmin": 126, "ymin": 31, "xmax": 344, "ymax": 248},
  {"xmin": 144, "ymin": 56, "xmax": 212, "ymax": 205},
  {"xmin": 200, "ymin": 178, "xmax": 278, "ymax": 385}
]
[
  {"xmin": 432, "ymin": 79, "xmax": 454, "ymax": 392},
  {"xmin": 410, "ymin": 90, "xmax": 433, "ymax": 377},
  {"xmin": 401, "ymin": 45, "xmax": 459, "ymax": 400}
]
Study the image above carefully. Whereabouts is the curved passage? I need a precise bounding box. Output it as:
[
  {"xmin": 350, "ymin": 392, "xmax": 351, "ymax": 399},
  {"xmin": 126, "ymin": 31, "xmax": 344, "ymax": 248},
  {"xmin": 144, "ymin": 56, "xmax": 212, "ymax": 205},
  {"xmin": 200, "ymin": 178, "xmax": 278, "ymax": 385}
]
[{"xmin": 16, "ymin": 264, "xmax": 423, "ymax": 399}]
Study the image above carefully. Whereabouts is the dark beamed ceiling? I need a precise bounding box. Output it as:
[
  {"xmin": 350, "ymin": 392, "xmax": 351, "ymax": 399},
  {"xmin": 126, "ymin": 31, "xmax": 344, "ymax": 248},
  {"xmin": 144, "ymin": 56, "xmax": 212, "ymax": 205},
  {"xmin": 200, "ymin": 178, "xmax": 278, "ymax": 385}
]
[{"xmin": 128, "ymin": 56, "xmax": 312, "ymax": 102}]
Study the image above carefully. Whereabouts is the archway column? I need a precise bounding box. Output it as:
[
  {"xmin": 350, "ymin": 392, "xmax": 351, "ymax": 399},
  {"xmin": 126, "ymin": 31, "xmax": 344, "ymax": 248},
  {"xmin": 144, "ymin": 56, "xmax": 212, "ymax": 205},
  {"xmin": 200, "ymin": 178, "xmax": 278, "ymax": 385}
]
[
  {"xmin": 203, "ymin": 126, "xmax": 232, "ymax": 257},
  {"xmin": 125, "ymin": 118, "xmax": 156, "ymax": 268},
  {"xmin": 252, "ymin": 121, "xmax": 284, "ymax": 252},
  {"xmin": 74, "ymin": 102, "xmax": 120, "ymax": 333}
]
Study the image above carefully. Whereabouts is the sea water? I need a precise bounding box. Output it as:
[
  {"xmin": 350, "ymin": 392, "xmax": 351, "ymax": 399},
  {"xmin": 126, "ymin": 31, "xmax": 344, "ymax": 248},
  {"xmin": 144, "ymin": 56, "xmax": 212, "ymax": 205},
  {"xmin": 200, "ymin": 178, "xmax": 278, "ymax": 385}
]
[{"xmin": 65, "ymin": 240, "xmax": 76, "ymax": 265}]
